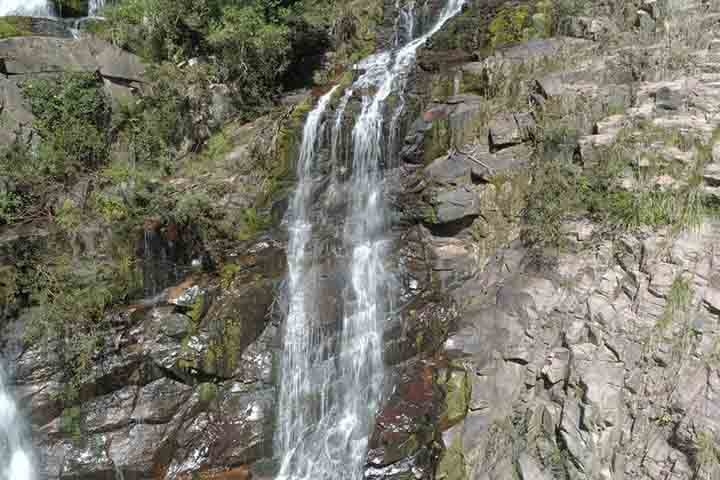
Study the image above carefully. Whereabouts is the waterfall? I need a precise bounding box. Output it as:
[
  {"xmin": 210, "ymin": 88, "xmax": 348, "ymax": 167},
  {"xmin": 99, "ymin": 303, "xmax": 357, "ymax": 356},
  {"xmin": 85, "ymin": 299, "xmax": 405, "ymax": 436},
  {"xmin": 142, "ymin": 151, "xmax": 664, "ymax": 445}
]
[
  {"xmin": 276, "ymin": 86, "xmax": 340, "ymax": 478},
  {"xmin": 276, "ymin": 1, "xmax": 465, "ymax": 479},
  {"xmin": 393, "ymin": 0, "xmax": 417, "ymax": 47},
  {"xmin": 88, "ymin": 0, "xmax": 105, "ymax": 17},
  {"xmin": 0, "ymin": 365, "xmax": 34, "ymax": 480},
  {"xmin": 0, "ymin": 0, "xmax": 103, "ymax": 17},
  {"xmin": 0, "ymin": 0, "xmax": 54, "ymax": 17}
]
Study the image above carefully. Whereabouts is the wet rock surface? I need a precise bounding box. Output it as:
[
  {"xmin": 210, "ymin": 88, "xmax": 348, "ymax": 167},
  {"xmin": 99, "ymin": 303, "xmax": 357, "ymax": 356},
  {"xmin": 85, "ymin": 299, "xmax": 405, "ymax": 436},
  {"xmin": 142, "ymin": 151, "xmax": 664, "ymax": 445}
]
[
  {"xmin": 4, "ymin": 0, "xmax": 720, "ymax": 479},
  {"xmin": 6, "ymin": 238, "xmax": 285, "ymax": 479}
]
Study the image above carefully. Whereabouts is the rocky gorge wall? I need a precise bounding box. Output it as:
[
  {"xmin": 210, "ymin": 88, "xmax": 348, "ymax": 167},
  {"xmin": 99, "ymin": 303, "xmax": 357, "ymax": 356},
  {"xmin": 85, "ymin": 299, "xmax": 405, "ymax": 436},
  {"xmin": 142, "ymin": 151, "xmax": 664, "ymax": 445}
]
[{"xmin": 2, "ymin": 0, "xmax": 720, "ymax": 479}]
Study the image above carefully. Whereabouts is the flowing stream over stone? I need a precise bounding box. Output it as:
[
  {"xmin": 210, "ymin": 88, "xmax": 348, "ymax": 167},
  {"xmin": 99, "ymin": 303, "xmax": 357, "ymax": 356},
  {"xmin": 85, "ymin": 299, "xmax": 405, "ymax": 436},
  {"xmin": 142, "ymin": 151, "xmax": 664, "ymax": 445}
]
[
  {"xmin": 0, "ymin": 365, "xmax": 33, "ymax": 480},
  {"xmin": 276, "ymin": 1, "xmax": 465, "ymax": 479}
]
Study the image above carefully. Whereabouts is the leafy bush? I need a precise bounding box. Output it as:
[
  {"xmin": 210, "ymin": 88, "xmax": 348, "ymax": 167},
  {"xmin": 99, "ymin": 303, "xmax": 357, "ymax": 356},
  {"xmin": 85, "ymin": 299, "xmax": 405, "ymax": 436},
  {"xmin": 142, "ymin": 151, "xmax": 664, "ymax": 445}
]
[
  {"xmin": 489, "ymin": 6, "xmax": 533, "ymax": 49},
  {"xmin": 22, "ymin": 73, "xmax": 111, "ymax": 177},
  {"xmin": 99, "ymin": 0, "xmax": 330, "ymax": 114},
  {"xmin": 55, "ymin": 199, "xmax": 83, "ymax": 234},
  {"xmin": 0, "ymin": 17, "xmax": 32, "ymax": 39},
  {"xmin": 114, "ymin": 65, "xmax": 193, "ymax": 169},
  {"xmin": 208, "ymin": 4, "xmax": 291, "ymax": 92},
  {"xmin": 0, "ymin": 192, "xmax": 21, "ymax": 225}
]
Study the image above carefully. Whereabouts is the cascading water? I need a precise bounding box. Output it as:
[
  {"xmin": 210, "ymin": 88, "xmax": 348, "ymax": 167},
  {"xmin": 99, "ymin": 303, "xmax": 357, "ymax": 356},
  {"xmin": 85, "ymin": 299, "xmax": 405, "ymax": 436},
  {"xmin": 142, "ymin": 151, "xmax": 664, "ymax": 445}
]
[
  {"xmin": 0, "ymin": 0, "xmax": 103, "ymax": 18},
  {"xmin": 0, "ymin": 364, "xmax": 34, "ymax": 480},
  {"xmin": 276, "ymin": 1, "xmax": 465, "ymax": 479},
  {"xmin": 0, "ymin": 0, "xmax": 54, "ymax": 17},
  {"xmin": 88, "ymin": 0, "xmax": 105, "ymax": 17}
]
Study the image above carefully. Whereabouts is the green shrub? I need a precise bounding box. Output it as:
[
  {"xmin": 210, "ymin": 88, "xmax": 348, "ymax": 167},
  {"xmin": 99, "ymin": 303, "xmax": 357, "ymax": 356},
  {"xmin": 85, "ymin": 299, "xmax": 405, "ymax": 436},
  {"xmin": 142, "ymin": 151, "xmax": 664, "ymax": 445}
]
[
  {"xmin": 55, "ymin": 199, "xmax": 83, "ymax": 234},
  {"xmin": 489, "ymin": 6, "xmax": 533, "ymax": 49},
  {"xmin": 171, "ymin": 191, "xmax": 214, "ymax": 226},
  {"xmin": 208, "ymin": 4, "xmax": 291, "ymax": 102},
  {"xmin": 522, "ymin": 158, "xmax": 584, "ymax": 248},
  {"xmin": 91, "ymin": 192, "xmax": 130, "ymax": 223},
  {"xmin": 220, "ymin": 263, "xmax": 241, "ymax": 289},
  {"xmin": 0, "ymin": 17, "xmax": 32, "ymax": 39},
  {"xmin": 60, "ymin": 406, "xmax": 83, "ymax": 441},
  {"xmin": 113, "ymin": 65, "xmax": 193, "ymax": 169},
  {"xmin": 237, "ymin": 207, "xmax": 271, "ymax": 241},
  {"xmin": 0, "ymin": 192, "xmax": 21, "ymax": 224},
  {"xmin": 22, "ymin": 73, "xmax": 111, "ymax": 177}
]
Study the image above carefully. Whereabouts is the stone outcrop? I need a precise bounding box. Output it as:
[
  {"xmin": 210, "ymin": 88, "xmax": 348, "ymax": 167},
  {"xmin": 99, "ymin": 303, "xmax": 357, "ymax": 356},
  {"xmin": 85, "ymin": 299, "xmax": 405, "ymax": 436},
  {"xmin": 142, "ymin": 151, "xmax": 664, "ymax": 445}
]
[
  {"xmin": 385, "ymin": 1, "xmax": 720, "ymax": 479},
  {"xmin": 15, "ymin": 238, "xmax": 285, "ymax": 479},
  {"xmin": 3, "ymin": 0, "xmax": 720, "ymax": 479},
  {"xmin": 0, "ymin": 36, "xmax": 146, "ymax": 146}
]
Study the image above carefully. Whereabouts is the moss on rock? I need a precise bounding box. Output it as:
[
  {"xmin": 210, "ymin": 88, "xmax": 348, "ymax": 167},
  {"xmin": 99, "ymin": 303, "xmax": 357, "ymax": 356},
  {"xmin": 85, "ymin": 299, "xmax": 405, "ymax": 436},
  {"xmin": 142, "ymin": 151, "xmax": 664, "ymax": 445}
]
[
  {"xmin": 437, "ymin": 435, "xmax": 468, "ymax": 480},
  {"xmin": 439, "ymin": 367, "xmax": 471, "ymax": 429}
]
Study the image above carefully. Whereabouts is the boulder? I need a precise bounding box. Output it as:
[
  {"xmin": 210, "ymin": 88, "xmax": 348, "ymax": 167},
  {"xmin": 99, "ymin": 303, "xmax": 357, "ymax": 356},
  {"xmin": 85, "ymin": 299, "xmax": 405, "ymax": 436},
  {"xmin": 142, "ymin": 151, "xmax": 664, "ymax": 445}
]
[
  {"xmin": 132, "ymin": 378, "xmax": 193, "ymax": 424},
  {"xmin": 0, "ymin": 37, "xmax": 144, "ymax": 81},
  {"xmin": 487, "ymin": 112, "xmax": 535, "ymax": 152},
  {"xmin": 430, "ymin": 186, "xmax": 481, "ymax": 224},
  {"xmin": 559, "ymin": 16, "xmax": 616, "ymax": 41}
]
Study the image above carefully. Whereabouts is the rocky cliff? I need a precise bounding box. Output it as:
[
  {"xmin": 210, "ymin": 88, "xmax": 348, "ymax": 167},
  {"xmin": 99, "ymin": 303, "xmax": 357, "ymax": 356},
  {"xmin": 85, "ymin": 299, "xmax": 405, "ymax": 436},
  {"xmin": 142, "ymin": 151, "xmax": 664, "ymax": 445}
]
[{"xmin": 1, "ymin": 0, "xmax": 720, "ymax": 479}]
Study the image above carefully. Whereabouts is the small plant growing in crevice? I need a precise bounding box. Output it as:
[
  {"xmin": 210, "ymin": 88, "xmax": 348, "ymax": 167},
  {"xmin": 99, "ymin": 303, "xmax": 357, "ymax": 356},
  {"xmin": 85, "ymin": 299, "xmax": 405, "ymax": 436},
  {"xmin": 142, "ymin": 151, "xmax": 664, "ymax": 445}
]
[
  {"xmin": 695, "ymin": 431, "xmax": 720, "ymax": 477},
  {"xmin": 659, "ymin": 276, "xmax": 693, "ymax": 331},
  {"xmin": 198, "ymin": 382, "xmax": 219, "ymax": 405},
  {"xmin": 220, "ymin": 264, "xmax": 242, "ymax": 289}
]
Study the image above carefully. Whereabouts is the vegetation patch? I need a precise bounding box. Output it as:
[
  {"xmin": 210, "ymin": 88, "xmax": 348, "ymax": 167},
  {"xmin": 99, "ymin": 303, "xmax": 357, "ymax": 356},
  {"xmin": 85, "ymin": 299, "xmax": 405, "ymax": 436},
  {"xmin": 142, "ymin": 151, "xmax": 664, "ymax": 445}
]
[
  {"xmin": 695, "ymin": 431, "xmax": 720, "ymax": 476},
  {"xmin": 0, "ymin": 17, "xmax": 33, "ymax": 39},
  {"xmin": 25, "ymin": 253, "xmax": 140, "ymax": 405},
  {"xmin": 659, "ymin": 276, "xmax": 693, "ymax": 331},
  {"xmin": 489, "ymin": 5, "xmax": 534, "ymax": 49},
  {"xmin": 21, "ymin": 72, "xmax": 111, "ymax": 179},
  {"xmin": 523, "ymin": 112, "xmax": 719, "ymax": 252}
]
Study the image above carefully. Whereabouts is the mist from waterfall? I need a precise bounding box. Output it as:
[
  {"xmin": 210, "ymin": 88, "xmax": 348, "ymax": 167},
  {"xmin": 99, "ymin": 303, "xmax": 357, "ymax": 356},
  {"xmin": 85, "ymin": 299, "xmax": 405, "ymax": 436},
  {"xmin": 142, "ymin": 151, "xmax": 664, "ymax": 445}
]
[
  {"xmin": 276, "ymin": 1, "xmax": 465, "ymax": 479},
  {"xmin": 0, "ymin": 365, "xmax": 34, "ymax": 480},
  {"xmin": 0, "ymin": 0, "xmax": 54, "ymax": 17}
]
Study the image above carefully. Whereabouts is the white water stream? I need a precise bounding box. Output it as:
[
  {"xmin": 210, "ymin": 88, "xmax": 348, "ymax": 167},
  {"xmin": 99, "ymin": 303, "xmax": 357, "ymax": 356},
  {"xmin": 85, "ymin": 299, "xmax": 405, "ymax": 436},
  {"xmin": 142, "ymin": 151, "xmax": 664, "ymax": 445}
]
[
  {"xmin": 0, "ymin": 365, "xmax": 34, "ymax": 480},
  {"xmin": 0, "ymin": 0, "xmax": 53, "ymax": 17},
  {"xmin": 0, "ymin": 0, "xmax": 104, "ymax": 17},
  {"xmin": 88, "ymin": 0, "xmax": 104, "ymax": 17},
  {"xmin": 276, "ymin": 1, "xmax": 465, "ymax": 479}
]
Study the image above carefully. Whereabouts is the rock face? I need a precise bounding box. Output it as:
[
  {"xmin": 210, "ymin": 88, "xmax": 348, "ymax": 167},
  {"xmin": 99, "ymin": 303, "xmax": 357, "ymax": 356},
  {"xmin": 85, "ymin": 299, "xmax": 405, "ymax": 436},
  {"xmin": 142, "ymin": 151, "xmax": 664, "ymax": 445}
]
[
  {"xmin": 388, "ymin": 1, "xmax": 720, "ymax": 479},
  {"xmin": 15, "ymin": 238, "xmax": 286, "ymax": 479},
  {"xmin": 4, "ymin": 0, "xmax": 720, "ymax": 479},
  {"xmin": 0, "ymin": 36, "xmax": 146, "ymax": 146}
]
